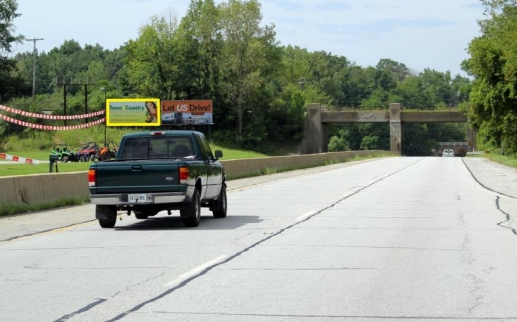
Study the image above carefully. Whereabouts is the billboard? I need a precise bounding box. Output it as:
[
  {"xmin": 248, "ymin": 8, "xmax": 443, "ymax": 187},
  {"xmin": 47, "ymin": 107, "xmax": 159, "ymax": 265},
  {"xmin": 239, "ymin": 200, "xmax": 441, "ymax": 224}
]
[
  {"xmin": 106, "ymin": 98, "xmax": 161, "ymax": 126},
  {"xmin": 161, "ymin": 100, "xmax": 213, "ymax": 125}
]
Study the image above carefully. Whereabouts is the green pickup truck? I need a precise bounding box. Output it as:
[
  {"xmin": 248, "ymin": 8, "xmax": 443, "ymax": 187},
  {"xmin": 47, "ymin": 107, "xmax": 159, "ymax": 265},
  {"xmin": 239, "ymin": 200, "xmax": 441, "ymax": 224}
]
[{"xmin": 88, "ymin": 130, "xmax": 227, "ymax": 228}]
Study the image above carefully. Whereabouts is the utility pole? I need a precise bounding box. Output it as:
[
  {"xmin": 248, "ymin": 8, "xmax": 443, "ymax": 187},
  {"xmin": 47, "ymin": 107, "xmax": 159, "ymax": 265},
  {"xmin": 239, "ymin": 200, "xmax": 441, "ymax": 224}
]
[
  {"xmin": 55, "ymin": 77, "xmax": 97, "ymax": 125},
  {"xmin": 26, "ymin": 38, "xmax": 44, "ymax": 102}
]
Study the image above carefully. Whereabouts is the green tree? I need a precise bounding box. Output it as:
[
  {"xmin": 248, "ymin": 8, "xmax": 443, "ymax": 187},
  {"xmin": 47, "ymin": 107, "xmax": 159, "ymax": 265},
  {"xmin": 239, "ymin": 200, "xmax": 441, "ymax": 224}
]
[
  {"xmin": 0, "ymin": 0, "xmax": 21, "ymax": 53},
  {"xmin": 218, "ymin": 0, "xmax": 279, "ymax": 137},
  {"xmin": 463, "ymin": 0, "xmax": 517, "ymax": 153},
  {"xmin": 178, "ymin": 0, "xmax": 222, "ymax": 100},
  {"xmin": 376, "ymin": 58, "xmax": 410, "ymax": 82},
  {"xmin": 390, "ymin": 75, "xmax": 431, "ymax": 109},
  {"xmin": 124, "ymin": 12, "xmax": 179, "ymax": 98},
  {"xmin": 328, "ymin": 130, "xmax": 350, "ymax": 152},
  {"xmin": 0, "ymin": 0, "xmax": 28, "ymax": 102},
  {"xmin": 341, "ymin": 65, "xmax": 376, "ymax": 107}
]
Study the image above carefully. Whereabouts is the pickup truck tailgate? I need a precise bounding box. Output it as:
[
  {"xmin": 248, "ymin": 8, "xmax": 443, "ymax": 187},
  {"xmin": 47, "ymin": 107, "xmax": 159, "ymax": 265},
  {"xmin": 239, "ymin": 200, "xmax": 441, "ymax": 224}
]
[{"xmin": 94, "ymin": 161, "xmax": 181, "ymax": 194}]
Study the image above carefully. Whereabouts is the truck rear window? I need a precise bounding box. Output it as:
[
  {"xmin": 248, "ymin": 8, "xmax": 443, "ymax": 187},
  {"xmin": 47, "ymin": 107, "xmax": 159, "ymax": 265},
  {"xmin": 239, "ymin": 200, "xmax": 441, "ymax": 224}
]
[{"xmin": 120, "ymin": 136, "xmax": 196, "ymax": 159}]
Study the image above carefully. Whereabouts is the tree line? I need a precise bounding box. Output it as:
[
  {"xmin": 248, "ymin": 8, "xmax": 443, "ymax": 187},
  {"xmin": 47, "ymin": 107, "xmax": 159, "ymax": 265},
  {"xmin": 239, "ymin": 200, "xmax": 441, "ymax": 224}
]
[
  {"xmin": 0, "ymin": 0, "xmax": 486, "ymax": 156},
  {"xmin": 462, "ymin": 0, "xmax": 517, "ymax": 155}
]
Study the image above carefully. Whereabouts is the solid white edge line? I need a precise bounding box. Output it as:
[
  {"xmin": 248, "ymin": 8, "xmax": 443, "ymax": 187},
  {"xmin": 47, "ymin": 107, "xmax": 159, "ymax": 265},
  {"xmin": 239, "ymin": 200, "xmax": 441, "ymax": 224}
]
[
  {"xmin": 296, "ymin": 210, "xmax": 316, "ymax": 222},
  {"xmin": 164, "ymin": 255, "xmax": 228, "ymax": 288}
]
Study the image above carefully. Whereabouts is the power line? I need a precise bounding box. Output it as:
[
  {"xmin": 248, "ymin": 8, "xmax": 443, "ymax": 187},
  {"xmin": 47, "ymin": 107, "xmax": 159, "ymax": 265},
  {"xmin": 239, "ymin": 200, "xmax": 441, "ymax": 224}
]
[{"xmin": 25, "ymin": 37, "xmax": 44, "ymax": 102}]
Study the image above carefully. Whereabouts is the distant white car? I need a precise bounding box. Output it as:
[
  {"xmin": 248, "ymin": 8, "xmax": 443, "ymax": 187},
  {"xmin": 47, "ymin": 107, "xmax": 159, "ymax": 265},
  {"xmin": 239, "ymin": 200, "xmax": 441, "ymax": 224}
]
[{"xmin": 442, "ymin": 149, "xmax": 455, "ymax": 157}]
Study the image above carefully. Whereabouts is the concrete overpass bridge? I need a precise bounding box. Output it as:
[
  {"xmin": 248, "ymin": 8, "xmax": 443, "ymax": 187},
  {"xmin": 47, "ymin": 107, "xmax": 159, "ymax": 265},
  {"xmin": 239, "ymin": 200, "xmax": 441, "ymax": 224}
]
[{"xmin": 301, "ymin": 103, "xmax": 477, "ymax": 155}]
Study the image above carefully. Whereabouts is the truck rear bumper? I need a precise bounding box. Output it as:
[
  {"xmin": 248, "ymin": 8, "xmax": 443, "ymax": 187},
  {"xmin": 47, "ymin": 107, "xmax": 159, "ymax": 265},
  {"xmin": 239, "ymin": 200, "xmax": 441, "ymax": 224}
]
[{"xmin": 90, "ymin": 190, "xmax": 191, "ymax": 206}]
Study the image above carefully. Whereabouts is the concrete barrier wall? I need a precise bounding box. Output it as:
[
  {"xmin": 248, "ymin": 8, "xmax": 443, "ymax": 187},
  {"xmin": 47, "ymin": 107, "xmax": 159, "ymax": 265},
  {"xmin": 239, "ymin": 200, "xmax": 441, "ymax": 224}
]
[
  {"xmin": 0, "ymin": 172, "xmax": 90, "ymax": 207},
  {"xmin": 221, "ymin": 150, "xmax": 384, "ymax": 178},
  {"xmin": 0, "ymin": 150, "xmax": 387, "ymax": 207}
]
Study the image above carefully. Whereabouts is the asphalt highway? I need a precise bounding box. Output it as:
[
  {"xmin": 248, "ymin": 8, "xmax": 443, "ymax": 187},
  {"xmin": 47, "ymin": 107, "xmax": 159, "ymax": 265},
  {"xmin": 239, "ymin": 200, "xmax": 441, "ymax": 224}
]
[{"xmin": 1, "ymin": 157, "xmax": 517, "ymax": 322}]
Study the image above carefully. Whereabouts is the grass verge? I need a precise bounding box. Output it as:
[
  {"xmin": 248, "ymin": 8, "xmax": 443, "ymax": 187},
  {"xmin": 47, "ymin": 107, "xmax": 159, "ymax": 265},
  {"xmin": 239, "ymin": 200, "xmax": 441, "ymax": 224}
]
[
  {"xmin": 469, "ymin": 154, "xmax": 517, "ymax": 169},
  {"xmin": 481, "ymin": 154, "xmax": 517, "ymax": 168},
  {"xmin": 0, "ymin": 196, "xmax": 90, "ymax": 217},
  {"xmin": 0, "ymin": 144, "xmax": 268, "ymax": 177}
]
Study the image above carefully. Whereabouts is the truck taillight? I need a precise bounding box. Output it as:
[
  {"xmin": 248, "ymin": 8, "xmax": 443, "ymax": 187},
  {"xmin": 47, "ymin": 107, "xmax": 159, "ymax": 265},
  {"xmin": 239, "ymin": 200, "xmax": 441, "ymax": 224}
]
[
  {"xmin": 151, "ymin": 131, "xmax": 164, "ymax": 136},
  {"xmin": 179, "ymin": 167, "xmax": 189, "ymax": 184},
  {"xmin": 88, "ymin": 169, "xmax": 96, "ymax": 187}
]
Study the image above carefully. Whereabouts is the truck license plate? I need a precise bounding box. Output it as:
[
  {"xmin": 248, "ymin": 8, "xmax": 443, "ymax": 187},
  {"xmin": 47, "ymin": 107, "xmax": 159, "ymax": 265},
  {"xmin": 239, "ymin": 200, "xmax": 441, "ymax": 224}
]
[{"xmin": 128, "ymin": 194, "xmax": 148, "ymax": 203}]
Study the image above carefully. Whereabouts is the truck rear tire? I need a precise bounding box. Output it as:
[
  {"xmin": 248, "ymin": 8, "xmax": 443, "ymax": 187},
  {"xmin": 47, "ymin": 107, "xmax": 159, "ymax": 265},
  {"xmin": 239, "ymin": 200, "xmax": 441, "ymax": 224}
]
[
  {"xmin": 212, "ymin": 184, "xmax": 227, "ymax": 218},
  {"xmin": 181, "ymin": 189, "xmax": 201, "ymax": 227},
  {"xmin": 96, "ymin": 205, "xmax": 117, "ymax": 228}
]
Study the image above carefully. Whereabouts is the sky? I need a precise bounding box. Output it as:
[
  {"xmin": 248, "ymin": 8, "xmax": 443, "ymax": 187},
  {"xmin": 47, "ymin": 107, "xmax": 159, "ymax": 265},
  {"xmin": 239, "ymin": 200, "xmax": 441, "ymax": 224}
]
[{"xmin": 12, "ymin": 0, "xmax": 485, "ymax": 77}]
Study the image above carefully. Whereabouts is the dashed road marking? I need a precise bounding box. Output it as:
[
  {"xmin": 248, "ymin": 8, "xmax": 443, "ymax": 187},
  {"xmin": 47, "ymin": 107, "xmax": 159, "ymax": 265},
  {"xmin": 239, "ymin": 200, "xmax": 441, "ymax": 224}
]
[
  {"xmin": 296, "ymin": 211, "xmax": 316, "ymax": 222},
  {"xmin": 164, "ymin": 255, "xmax": 228, "ymax": 288}
]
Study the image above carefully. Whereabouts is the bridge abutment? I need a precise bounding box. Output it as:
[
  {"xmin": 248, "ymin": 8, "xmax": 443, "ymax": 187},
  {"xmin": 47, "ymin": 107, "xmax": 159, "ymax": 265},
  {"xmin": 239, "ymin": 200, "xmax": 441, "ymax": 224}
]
[
  {"xmin": 300, "ymin": 103, "xmax": 324, "ymax": 154},
  {"xmin": 389, "ymin": 103, "xmax": 402, "ymax": 155}
]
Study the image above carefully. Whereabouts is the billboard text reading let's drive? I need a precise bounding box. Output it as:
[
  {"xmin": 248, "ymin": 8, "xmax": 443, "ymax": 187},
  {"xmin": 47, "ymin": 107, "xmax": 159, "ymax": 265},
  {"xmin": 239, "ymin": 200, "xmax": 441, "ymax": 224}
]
[
  {"xmin": 106, "ymin": 99, "xmax": 161, "ymax": 126},
  {"xmin": 161, "ymin": 100, "xmax": 213, "ymax": 125}
]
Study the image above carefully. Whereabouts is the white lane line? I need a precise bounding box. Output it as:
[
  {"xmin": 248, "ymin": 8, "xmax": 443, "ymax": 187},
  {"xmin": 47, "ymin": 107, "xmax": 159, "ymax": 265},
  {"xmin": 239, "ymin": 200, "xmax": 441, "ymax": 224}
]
[
  {"xmin": 296, "ymin": 210, "xmax": 316, "ymax": 222},
  {"xmin": 164, "ymin": 255, "xmax": 227, "ymax": 288}
]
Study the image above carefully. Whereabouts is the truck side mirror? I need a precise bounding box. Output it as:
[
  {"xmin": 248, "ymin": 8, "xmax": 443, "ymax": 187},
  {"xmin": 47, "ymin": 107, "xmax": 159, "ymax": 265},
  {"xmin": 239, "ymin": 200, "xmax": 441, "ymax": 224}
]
[{"xmin": 215, "ymin": 150, "xmax": 223, "ymax": 160}]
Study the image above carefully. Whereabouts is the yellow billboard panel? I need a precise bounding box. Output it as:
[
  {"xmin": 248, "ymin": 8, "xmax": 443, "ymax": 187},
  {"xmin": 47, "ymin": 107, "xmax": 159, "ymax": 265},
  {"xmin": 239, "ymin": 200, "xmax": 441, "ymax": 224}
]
[{"xmin": 106, "ymin": 98, "xmax": 161, "ymax": 126}]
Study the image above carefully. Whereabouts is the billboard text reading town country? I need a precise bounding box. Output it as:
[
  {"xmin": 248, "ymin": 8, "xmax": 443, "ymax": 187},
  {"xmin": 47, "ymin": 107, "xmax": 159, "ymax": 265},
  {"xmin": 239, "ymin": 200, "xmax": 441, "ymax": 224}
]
[
  {"xmin": 106, "ymin": 98, "xmax": 161, "ymax": 126},
  {"xmin": 161, "ymin": 100, "xmax": 213, "ymax": 125}
]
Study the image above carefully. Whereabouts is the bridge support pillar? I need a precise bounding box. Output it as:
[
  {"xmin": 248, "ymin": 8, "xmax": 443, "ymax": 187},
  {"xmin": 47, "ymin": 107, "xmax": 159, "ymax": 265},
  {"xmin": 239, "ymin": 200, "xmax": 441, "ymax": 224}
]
[
  {"xmin": 390, "ymin": 103, "xmax": 402, "ymax": 155},
  {"xmin": 301, "ymin": 103, "xmax": 324, "ymax": 154},
  {"xmin": 467, "ymin": 125, "xmax": 477, "ymax": 152}
]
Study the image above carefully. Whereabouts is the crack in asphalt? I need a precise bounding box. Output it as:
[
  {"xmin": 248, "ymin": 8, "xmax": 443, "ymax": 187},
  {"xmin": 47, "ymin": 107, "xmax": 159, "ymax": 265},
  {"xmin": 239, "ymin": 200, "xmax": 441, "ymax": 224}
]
[
  {"xmin": 461, "ymin": 159, "xmax": 517, "ymax": 200},
  {"xmin": 461, "ymin": 156, "xmax": 517, "ymax": 313},
  {"xmin": 232, "ymin": 231, "xmax": 255, "ymax": 243},
  {"xmin": 23, "ymin": 266, "xmax": 175, "ymax": 270},
  {"xmin": 458, "ymin": 210, "xmax": 486, "ymax": 315},
  {"xmin": 226, "ymin": 267, "xmax": 376, "ymax": 271},
  {"xmin": 315, "ymin": 215, "xmax": 441, "ymax": 218},
  {"xmin": 53, "ymin": 298, "xmax": 107, "ymax": 322},
  {"xmin": 495, "ymin": 196, "xmax": 517, "ymax": 236},
  {"xmin": 462, "ymin": 160, "xmax": 517, "ymax": 237},
  {"xmin": 104, "ymin": 158, "xmax": 425, "ymax": 322},
  {"xmin": 258, "ymin": 244, "xmax": 465, "ymax": 252},
  {"xmin": 3, "ymin": 243, "xmax": 220, "ymax": 251},
  {"xmin": 291, "ymin": 227, "xmax": 465, "ymax": 231},
  {"xmin": 467, "ymin": 278, "xmax": 484, "ymax": 315},
  {"xmin": 148, "ymin": 311, "xmax": 517, "ymax": 320},
  {"xmin": 0, "ymin": 220, "xmax": 97, "ymax": 243},
  {"xmin": 54, "ymin": 272, "xmax": 167, "ymax": 321},
  {"xmin": 110, "ymin": 271, "xmax": 167, "ymax": 299}
]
